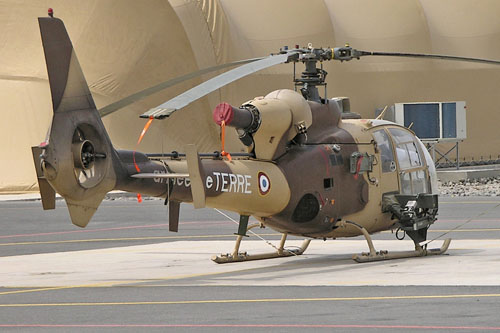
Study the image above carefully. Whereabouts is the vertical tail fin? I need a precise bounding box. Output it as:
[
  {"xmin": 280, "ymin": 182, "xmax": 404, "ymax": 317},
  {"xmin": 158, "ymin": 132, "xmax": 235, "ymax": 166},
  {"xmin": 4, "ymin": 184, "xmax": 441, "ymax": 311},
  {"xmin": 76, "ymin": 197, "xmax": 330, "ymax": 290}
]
[
  {"xmin": 38, "ymin": 17, "xmax": 96, "ymax": 113},
  {"xmin": 36, "ymin": 16, "xmax": 116, "ymax": 227}
]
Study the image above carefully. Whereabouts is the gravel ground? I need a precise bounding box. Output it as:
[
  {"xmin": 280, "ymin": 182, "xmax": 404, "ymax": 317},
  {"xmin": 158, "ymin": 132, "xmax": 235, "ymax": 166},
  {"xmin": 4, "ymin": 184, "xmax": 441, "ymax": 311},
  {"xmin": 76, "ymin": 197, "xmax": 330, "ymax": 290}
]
[{"xmin": 439, "ymin": 177, "xmax": 500, "ymax": 197}]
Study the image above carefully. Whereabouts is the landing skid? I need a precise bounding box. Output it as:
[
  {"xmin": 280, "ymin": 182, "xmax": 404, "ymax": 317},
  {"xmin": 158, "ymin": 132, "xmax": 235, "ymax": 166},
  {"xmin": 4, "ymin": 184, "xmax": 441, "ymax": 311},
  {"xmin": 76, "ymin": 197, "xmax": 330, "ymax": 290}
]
[
  {"xmin": 212, "ymin": 223, "xmax": 311, "ymax": 264},
  {"xmin": 342, "ymin": 221, "xmax": 451, "ymax": 263},
  {"xmin": 353, "ymin": 238, "xmax": 451, "ymax": 263}
]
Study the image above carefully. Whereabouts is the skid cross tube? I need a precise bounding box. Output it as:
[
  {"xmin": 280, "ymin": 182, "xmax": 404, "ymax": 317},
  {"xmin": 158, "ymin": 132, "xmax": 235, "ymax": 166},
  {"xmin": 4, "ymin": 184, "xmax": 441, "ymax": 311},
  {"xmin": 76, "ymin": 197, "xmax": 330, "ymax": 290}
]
[{"xmin": 341, "ymin": 221, "xmax": 451, "ymax": 263}]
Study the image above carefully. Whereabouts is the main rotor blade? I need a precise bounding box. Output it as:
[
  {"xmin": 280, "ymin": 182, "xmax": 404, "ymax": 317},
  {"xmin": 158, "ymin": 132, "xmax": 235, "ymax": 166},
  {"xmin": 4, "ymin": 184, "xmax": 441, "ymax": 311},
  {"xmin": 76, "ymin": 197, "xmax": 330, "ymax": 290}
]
[
  {"xmin": 335, "ymin": 46, "xmax": 500, "ymax": 66},
  {"xmin": 141, "ymin": 53, "xmax": 291, "ymax": 119},
  {"xmin": 364, "ymin": 51, "xmax": 500, "ymax": 65},
  {"xmin": 98, "ymin": 57, "xmax": 264, "ymax": 117}
]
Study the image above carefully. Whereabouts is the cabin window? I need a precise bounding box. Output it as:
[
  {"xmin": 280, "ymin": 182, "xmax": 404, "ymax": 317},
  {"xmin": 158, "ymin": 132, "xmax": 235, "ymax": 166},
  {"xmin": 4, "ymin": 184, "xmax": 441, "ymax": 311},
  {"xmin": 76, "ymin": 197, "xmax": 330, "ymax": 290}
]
[{"xmin": 372, "ymin": 130, "xmax": 396, "ymax": 173}]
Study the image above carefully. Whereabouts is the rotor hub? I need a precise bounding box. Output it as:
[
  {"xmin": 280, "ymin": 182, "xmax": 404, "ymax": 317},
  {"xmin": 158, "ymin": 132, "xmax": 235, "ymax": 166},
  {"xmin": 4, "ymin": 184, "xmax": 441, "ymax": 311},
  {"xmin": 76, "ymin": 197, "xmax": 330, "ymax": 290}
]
[{"xmin": 73, "ymin": 140, "xmax": 95, "ymax": 170}]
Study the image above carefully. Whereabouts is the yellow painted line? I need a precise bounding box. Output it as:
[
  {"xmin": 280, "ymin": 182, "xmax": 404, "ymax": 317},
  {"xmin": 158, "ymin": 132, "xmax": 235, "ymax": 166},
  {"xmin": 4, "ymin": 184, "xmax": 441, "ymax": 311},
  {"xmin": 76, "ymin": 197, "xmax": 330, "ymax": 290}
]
[
  {"xmin": 1, "ymin": 294, "xmax": 500, "ymax": 307},
  {"xmin": 0, "ymin": 234, "xmax": 281, "ymax": 247},
  {"xmin": 0, "ymin": 280, "xmax": 150, "ymax": 296}
]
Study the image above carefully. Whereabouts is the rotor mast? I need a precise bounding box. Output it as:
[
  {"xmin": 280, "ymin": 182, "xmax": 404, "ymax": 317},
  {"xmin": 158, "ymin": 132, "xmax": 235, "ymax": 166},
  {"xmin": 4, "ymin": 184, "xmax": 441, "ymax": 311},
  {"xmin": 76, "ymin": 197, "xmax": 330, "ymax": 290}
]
[{"xmin": 281, "ymin": 44, "xmax": 334, "ymax": 103}]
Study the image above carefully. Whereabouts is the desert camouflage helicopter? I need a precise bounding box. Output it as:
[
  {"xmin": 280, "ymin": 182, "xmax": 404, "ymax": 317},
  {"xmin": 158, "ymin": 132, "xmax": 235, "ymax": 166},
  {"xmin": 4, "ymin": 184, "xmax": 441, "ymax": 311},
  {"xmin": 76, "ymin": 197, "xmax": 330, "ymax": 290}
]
[{"xmin": 32, "ymin": 12, "xmax": 500, "ymax": 263}]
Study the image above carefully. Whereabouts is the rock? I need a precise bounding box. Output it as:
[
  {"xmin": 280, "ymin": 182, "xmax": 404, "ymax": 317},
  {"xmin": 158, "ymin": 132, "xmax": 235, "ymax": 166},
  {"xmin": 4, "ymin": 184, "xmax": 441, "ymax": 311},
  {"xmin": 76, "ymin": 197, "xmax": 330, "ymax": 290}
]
[{"xmin": 438, "ymin": 176, "xmax": 500, "ymax": 197}]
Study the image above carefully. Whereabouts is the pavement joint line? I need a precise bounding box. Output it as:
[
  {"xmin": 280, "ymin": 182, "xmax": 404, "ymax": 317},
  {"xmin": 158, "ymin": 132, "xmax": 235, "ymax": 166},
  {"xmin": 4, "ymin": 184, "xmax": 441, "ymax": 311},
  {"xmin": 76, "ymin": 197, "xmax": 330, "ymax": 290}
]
[
  {"xmin": 0, "ymin": 203, "xmax": 160, "ymax": 209},
  {"xmin": 0, "ymin": 234, "xmax": 282, "ymax": 246},
  {"xmin": 0, "ymin": 221, "xmax": 235, "ymax": 240},
  {"xmin": 0, "ymin": 324, "xmax": 498, "ymax": 329},
  {"xmin": 1, "ymin": 293, "xmax": 500, "ymax": 307}
]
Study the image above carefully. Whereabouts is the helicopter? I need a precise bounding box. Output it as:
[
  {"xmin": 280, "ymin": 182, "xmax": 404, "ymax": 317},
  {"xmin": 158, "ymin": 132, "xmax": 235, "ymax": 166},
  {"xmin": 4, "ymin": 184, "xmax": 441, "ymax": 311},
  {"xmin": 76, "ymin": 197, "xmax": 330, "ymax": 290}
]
[{"xmin": 32, "ymin": 13, "xmax": 500, "ymax": 264}]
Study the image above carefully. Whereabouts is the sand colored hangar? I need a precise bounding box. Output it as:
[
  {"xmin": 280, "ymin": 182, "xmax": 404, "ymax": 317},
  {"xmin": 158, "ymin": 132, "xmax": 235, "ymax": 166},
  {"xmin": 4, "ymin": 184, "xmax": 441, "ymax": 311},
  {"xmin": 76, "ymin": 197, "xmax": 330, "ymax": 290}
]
[{"xmin": 1, "ymin": 0, "xmax": 500, "ymax": 192}]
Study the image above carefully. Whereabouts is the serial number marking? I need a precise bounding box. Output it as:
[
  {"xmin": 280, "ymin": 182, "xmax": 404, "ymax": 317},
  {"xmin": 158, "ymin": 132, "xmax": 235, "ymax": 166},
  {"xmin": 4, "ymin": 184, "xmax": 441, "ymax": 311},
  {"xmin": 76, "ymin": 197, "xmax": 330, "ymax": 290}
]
[
  {"xmin": 155, "ymin": 171, "xmax": 253, "ymax": 194},
  {"xmin": 176, "ymin": 177, "xmax": 191, "ymax": 187},
  {"xmin": 208, "ymin": 172, "xmax": 252, "ymax": 194}
]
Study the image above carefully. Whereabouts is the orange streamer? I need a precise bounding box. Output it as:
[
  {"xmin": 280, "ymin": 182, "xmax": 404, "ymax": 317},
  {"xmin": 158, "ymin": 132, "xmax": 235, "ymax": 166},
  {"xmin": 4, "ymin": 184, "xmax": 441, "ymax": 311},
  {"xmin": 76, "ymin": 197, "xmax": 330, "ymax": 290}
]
[
  {"xmin": 133, "ymin": 116, "xmax": 154, "ymax": 173},
  {"xmin": 133, "ymin": 116, "xmax": 154, "ymax": 203},
  {"xmin": 220, "ymin": 120, "xmax": 232, "ymax": 161}
]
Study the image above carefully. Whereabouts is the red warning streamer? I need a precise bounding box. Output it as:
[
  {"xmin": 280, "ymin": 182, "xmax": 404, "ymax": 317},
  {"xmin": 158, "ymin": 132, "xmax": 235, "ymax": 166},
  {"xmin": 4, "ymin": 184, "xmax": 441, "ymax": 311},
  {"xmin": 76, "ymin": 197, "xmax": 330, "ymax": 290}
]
[
  {"xmin": 220, "ymin": 120, "xmax": 232, "ymax": 161},
  {"xmin": 133, "ymin": 116, "xmax": 154, "ymax": 203},
  {"xmin": 133, "ymin": 116, "xmax": 154, "ymax": 173}
]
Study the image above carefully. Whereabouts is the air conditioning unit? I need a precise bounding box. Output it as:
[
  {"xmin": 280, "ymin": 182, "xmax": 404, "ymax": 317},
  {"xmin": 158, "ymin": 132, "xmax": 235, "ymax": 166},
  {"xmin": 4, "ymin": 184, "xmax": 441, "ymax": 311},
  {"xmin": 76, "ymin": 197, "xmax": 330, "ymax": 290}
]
[{"xmin": 376, "ymin": 102, "xmax": 466, "ymax": 141}]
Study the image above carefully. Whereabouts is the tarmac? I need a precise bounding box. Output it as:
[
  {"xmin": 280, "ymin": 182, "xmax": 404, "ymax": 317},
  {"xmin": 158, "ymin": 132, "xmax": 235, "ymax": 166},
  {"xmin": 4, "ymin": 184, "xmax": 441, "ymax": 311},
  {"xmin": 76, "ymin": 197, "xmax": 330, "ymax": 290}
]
[
  {"xmin": 0, "ymin": 239, "xmax": 499, "ymax": 288},
  {"xmin": 0, "ymin": 193, "xmax": 499, "ymax": 289},
  {"xmin": 0, "ymin": 195, "xmax": 499, "ymax": 330}
]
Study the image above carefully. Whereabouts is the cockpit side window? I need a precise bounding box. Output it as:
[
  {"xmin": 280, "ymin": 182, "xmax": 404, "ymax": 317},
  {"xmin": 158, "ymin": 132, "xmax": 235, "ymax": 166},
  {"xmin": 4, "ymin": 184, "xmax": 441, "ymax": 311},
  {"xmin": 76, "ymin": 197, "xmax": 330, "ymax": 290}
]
[{"xmin": 373, "ymin": 130, "xmax": 396, "ymax": 173}]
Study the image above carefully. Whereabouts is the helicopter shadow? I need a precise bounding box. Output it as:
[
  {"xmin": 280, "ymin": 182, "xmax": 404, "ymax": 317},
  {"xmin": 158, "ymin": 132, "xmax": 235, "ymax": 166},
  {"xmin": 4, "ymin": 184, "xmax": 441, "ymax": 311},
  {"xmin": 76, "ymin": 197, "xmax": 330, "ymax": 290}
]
[{"xmin": 204, "ymin": 251, "xmax": 417, "ymax": 285}]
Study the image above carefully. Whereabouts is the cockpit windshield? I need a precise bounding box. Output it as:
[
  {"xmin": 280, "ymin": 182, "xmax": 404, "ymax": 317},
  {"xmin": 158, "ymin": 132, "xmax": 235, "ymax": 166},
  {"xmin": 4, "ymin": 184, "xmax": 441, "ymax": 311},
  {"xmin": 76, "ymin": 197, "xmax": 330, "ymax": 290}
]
[
  {"xmin": 389, "ymin": 128, "xmax": 422, "ymax": 170},
  {"xmin": 372, "ymin": 127, "xmax": 431, "ymax": 195}
]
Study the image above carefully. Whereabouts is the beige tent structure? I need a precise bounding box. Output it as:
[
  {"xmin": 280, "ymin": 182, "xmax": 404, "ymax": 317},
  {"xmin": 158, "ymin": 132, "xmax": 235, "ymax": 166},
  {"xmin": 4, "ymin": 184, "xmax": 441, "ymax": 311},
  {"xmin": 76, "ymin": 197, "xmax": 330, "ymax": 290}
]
[{"xmin": 1, "ymin": 0, "xmax": 500, "ymax": 192}]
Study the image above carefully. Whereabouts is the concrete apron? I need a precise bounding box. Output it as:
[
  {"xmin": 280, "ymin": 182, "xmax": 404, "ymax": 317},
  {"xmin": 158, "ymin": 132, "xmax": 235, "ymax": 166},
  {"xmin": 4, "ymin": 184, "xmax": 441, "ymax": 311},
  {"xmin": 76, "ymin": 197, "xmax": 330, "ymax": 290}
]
[{"xmin": 0, "ymin": 239, "xmax": 499, "ymax": 287}]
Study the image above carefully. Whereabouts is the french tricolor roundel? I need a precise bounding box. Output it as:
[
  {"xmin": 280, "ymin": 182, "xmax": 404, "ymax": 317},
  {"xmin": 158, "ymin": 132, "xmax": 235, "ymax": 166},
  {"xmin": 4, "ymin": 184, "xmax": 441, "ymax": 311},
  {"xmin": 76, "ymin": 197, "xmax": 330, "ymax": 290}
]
[{"xmin": 258, "ymin": 172, "xmax": 270, "ymax": 195}]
